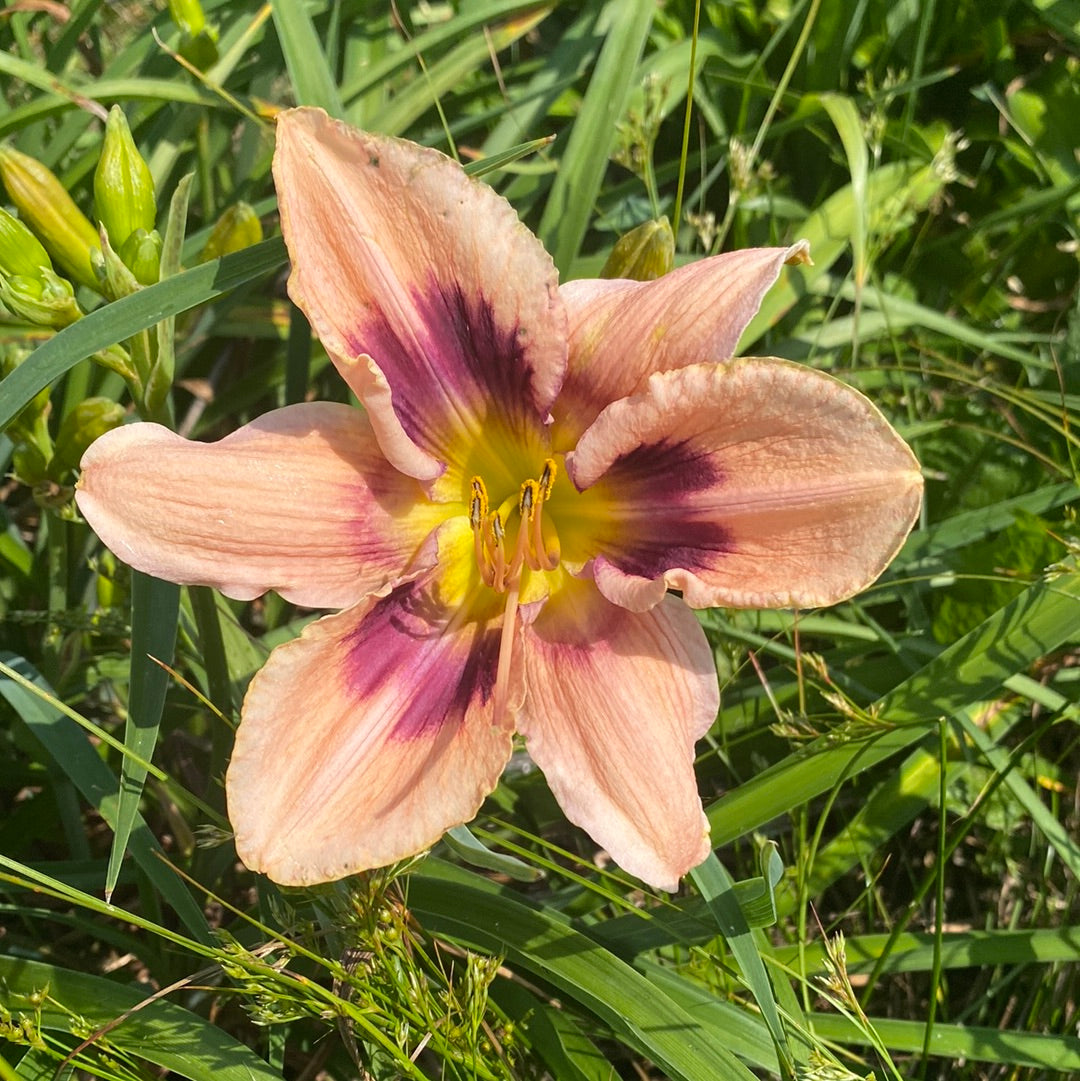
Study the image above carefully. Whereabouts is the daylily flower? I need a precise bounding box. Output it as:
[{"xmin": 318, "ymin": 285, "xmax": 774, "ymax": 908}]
[{"xmin": 76, "ymin": 108, "xmax": 923, "ymax": 891}]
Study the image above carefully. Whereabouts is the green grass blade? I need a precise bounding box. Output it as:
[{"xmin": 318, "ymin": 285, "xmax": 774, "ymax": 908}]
[
  {"xmin": 739, "ymin": 159, "xmax": 945, "ymax": 347},
  {"xmin": 816, "ymin": 94, "xmax": 869, "ymax": 286},
  {"xmin": 0, "ymin": 955, "xmax": 282, "ymax": 1081},
  {"xmin": 537, "ymin": 0, "xmax": 656, "ymax": 274},
  {"xmin": 0, "ymin": 237, "xmax": 286, "ymax": 431},
  {"xmin": 106, "ymin": 573, "xmax": 180, "ymax": 899},
  {"xmin": 271, "ymin": 0, "xmax": 344, "ymax": 116},
  {"xmin": 808, "ymin": 1011, "xmax": 1080, "ymax": 1071},
  {"xmin": 639, "ymin": 960, "xmax": 780, "ymax": 1072},
  {"xmin": 954, "ymin": 709, "xmax": 1080, "ymax": 879},
  {"xmin": 339, "ymin": 0, "xmax": 550, "ymax": 107},
  {"xmin": 496, "ymin": 980, "xmax": 614, "ymax": 1081},
  {"xmin": 369, "ymin": 9, "xmax": 549, "ymax": 138},
  {"xmin": 778, "ymin": 926, "xmax": 1080, "ymax": 975}
]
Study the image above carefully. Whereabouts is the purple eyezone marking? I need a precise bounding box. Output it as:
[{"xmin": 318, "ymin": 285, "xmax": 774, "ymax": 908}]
[
  {"xmin": 600, "ymin": 439, "xmax": 732, "ymax": 579},
  {"xmin": 343, "ymin": 583, "xmax": 499, "ymax": 742},
  {"xmin": 347, "ymin": 275, "xmax": 543, "ymax": 449}
]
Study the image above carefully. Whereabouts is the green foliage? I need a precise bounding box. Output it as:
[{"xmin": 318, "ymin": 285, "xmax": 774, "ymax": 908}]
[{"xmin": 1, "ymin": 1, "xmax": 1078, "ymax": 1079}]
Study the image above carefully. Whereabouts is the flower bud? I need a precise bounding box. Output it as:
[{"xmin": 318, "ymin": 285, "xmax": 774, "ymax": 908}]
[
  {"xmin": 93, "ymin": 226, "xmax": 142, "ymax": 303},
  {"xmin": 198, "ymin": 202, "xmax": 263, "ymax": 262},
  {"xmin": 49, "ymin": 397, "xmax": 125, "ymax": 479},
  {"xmin": 0, "ymin": 145, "xmax": 102, "ymax": 291},
  {"xmin": 600, "ymin": 216, "xmax": 674, "ymax": 282},
  {"xmin": 119, "ymin": 227, "xmax": 162, "ymax": 285},
  {"xmin": 0, "ymin": 206, "xmax": 52, "ymax": 278},
  {"xmin": 168, "ymin": 0, "xmax": 219, "ymax": 68},
  {"xmin": 0, "ymin": 269, "xmax": 82, "ymax": 328},
  {"xmin": 94, "ymin": 105, "xmax": 157, "ymax": 251},
  {"xmin": 12, "ymin": 440, "xmax": 49, "ymax": 487}
]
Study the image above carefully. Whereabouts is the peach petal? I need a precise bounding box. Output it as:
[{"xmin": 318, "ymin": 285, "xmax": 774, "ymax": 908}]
[
  {"xmin": 228, "ymin": 580, "xmax": 515, "ymax": 884},
  {"xmin": 516, "ymin": 581, "xmax": 715, "ymax": 891},
  {"xmin": 554, "ymin": 242, "xmax": 809, "ymax": 446},
  {"xmin": 566, "ymin": 358, "xmax": 923, "ymax": 611},
  {"xmin": 76, "ymin": 403, "xmax": 437, "ymax": 609},
  {"xmin": 274, "ymin": 107, "xmax": 567, "ymax": 482}
]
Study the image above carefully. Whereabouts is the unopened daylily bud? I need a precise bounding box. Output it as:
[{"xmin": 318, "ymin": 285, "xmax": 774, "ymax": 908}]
[
  {"xmin": 94, "ymin": 227, "xmax": 143, "ymax": 302},
  {"xmin": 50, "ymin": 397, "xmax": 125, "ymax": 480},
  {"xmin": 600, "ymin": 216, "xmax": 675, "ymax": 282},
  {"xmin": 199, "ymin": 202, "xmax": 263, "ymax": 262},
  {"xmin": 168, "ymin": 0, "xmax": 219, "ymax": 68},
  {"xmin": 119, "ymin": 227, "xmax": 162, "ymax": 285},
  {"xmin": 0, "ymin": 145, "xmax": 102, "ymax": 291},
  {"xmin": 0, "ymin": 269, "xmax": 82, "ymax": 328},
  {"xmin": 0, "ymin": 206, "xmax": 52, "ymax": 278},
  {"xmin": 12, "ymin": 440, "xmax": 49, "ymax": 487},
  {"xmin": 94, "ymin": 106, "xmax": 157, "ymax": 251}
]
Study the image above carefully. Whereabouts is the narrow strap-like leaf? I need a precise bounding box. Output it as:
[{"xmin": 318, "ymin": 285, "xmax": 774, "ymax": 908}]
[{"xmin": 106, "ymin": 572, "xmax": 181, "ymax": 899}]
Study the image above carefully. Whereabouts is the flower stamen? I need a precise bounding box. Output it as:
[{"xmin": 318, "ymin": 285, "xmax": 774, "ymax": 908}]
[
  {"xmin": 469, "ymin": 462, "xmax": 562, "ymax": 591},
  {"xmin": 470, "ymin": 476, "xmax": 495, "ymax": 588}
]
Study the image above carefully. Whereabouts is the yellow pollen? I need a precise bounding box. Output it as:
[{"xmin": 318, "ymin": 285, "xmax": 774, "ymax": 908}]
[
  {"xmin": 468, "ymin": 463, "xmax": 562, "ymax": 593},
  {"xmin": 538, "ymin": 458, "xmax": 557, "ymax": 499}
]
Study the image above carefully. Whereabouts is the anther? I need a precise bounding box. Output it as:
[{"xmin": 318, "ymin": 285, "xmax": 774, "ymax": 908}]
[
  {"xmin": 519, "ymin": 479, "xmax": 537, "ymax": 520},
  {"xmin": 538, "ymin": 458, "xmax": 557, "ymax": 499},
  {"xmin": 470, "ymin": 475, "xmax": 489, "ymax": 524}
]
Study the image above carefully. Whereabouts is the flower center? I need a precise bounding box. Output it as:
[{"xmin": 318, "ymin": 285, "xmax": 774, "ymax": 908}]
[{"xmin": 468, "ymin": 457, "xmax": 561, "ymax": 594}]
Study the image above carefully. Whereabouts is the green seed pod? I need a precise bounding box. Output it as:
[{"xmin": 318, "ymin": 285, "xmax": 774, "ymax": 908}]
[
  {"xmin": 0, "ymin": 145, "xmax": 102, "ymax": 291},
  {"xmin": 94, "ymin": 105, "xmax": 157, "ymax": 250},
  {"xmin": 600, "ymin": 215, "xmax": 675, "ymax": 282},
  {"xmin": 50, "ymin": 396, "xmax": 126, "ymax": 479},
  {"xmin": 199, "ymin": 202, "xmax": 263, "ymax": 262},
  {"xmin": 0, "ymin": 206, "xmax": 52, "ymax": 278},
  {"xmin": 119, "ymin": 227, "xmax": 162, "ymax": 285}
]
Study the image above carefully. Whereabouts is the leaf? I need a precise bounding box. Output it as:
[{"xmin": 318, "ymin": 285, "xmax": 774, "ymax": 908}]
[
  {"xmin": 106, "ymin": 573, "xmax": 181, "ymax": 900},
  {"xmin": 444, "ymin": 825, "xmax": 543, "ymax": 882},
  {"xmin": 271, "ymin": 0, "xmax": 344, "ymax": 116},
  {"xmin": 691, "ymin": 853, "xmax": 796, "ymax": 1077}
]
